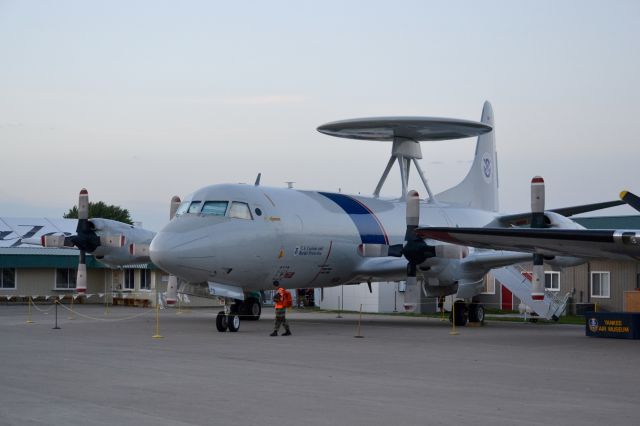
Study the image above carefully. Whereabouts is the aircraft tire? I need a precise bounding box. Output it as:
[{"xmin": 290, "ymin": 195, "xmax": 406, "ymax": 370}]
[
  {"xmin": 245, "ymin": 298, "xmax": 261, "ymax": 321},
  {"xmin": 216, "ymin": 311, "xmax": 228, "ymax": 332},
  {"xmin": 453, "ymin": 301, "xmax": 468, "ymax": 326},
  {"xmin": 227, "ymin": 314, "xmax": 240, "ymax": 332},
  {"xmin": 468, "ymin": 303, "xmax": 485, "ymax": 324}
]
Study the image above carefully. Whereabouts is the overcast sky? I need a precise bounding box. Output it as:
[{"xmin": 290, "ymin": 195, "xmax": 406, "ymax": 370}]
[{"xmin": 1, "ymin": 0, "xmax": 638, "ymax": 231}]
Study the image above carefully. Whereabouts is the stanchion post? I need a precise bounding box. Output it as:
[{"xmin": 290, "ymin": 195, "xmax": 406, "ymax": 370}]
[
  {"xmin": 52, "ymin": 300, "xmax": 61, "ymax": 330},
  {"xmin": 354, "ymin": 304, "xmax": 364, "ymax": 338},
  {"xmin": 336, "ymin": 296, "xmax": 342, "ymax": 318},
  {"xmin": 449, "ymin": 297, "xmax": 459, "ymax": 336},
  {"xmin": 26, "ymin": 297, "xmax": 35, "ymax": 324},
  {"xmin": 152, "ymin": 298, "xmax": 163, "ymax": 339}
]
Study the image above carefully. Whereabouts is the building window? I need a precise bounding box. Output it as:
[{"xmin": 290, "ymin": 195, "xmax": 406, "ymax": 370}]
[
  {"xmin": 140, "ymin": 270, "xmax": 151, "ymax": 290},
  {"xmin": 1, "ymin": 268, "xmax": 16, "ymax": 289},
  {"xmin": 482, "ymin": 273, "xmax": 495, "ymax": 294},
  {"xmin": 545, "ymin": 271, "xmax": 560, "ymax": 291},
  {"xmin": 56, "ymin": 268, "xmax": 76, "ymax": 289},
  {"xmin": 591, "ymin": 271, "xmax": 610, "ymax": 298},
  {"xmin": 124, "ymin": 269, "xmax": 135, "ymax": 290}
]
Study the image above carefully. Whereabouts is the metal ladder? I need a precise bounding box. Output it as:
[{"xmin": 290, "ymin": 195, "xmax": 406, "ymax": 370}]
[{"xmin": 492, "ymin": 265, "xmax": 570, "ymax": 320}]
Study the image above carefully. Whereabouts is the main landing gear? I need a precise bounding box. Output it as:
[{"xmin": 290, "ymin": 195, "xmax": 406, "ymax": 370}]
[
  {"xmin": 449, "ymin": 301, "xmax": 485, "ymax": 326},
  {"xmin": 215, "ymin": 297, "xmax": 262, "ymax": 333}
]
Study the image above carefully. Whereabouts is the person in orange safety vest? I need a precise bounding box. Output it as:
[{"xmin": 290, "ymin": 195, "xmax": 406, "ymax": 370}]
[{"xmin": 270, "ymin": 280, "xmax": 292, "ymax": 336}]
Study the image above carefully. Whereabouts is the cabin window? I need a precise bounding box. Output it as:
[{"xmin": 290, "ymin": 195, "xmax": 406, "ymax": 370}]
[
  {"xmin": 187, "ymin": 201, "xmax": 202, "ymax": 214},
  {"xmin": 201, "ymin": 201, "xmax": 229, "ymax": 216},
  {"xmin": 55, "ymin": 268, "xmax": 76, "ymax": 290},
  {"xmin": 229, "ymin": 202, "xmax": 253, "ymax": 220},
  {"xmin": 175, "ymin": 202, "xmax": 190, "ymax": 216},
  {"xmin": 591, "ymin": 271, "xmax": 610, "ymax": 298},
  {"xmin": 1, "ymin": 268, "xmax": 16, "ymax": 289}
]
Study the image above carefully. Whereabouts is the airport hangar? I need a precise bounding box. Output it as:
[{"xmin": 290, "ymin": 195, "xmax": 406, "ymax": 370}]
[{"xmin": 1, "ymin": 215, "xmax": 639, "ymax": 314}]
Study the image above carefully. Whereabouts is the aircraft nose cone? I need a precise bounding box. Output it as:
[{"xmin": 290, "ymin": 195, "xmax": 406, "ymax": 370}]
[
  {"xmin": 149, "ymin": 228, "xmax": 214, "ymax": 282},
  {"xmin": 149, "ymin": 232, "xmax": 176, "ymax": 273}
]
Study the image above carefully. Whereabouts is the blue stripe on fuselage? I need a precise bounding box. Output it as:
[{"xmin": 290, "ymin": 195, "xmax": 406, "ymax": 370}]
[{"xmin": 318, "ymin": 192, "xmax": 388, "ymax": 245}]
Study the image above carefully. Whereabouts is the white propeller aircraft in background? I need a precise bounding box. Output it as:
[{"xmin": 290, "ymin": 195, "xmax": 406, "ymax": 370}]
[{"xmin": 146, "ymin": 101, "xmax": 627, "ymax": 332}]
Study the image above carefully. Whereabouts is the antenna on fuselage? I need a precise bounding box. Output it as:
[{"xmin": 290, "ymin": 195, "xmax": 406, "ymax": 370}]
[
  {"xmin": 317, "ymin": 116, "xmax": 492, "ymax": 200},
  {"xmin": 254, "ymin": 173, "xmax": 261, "ymax": 186},
  {"xmin": 285, "ymin": 181, "xmax": 295, "ymax": 189}
]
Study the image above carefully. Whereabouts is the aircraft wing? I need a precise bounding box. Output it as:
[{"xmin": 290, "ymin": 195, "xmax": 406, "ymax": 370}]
[
  {"xmin": 496, "ymin": 200, "xmax": 625, "ymax": 226},
  {"xmin": 417, "ymin": 227, "xmax": 640, "ymax": 261}
]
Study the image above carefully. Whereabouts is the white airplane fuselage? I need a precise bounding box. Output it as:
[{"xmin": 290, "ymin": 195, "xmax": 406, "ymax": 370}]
[{"xmin": 150, "ymin": 183, "xmax": 498, "ymax": 292}]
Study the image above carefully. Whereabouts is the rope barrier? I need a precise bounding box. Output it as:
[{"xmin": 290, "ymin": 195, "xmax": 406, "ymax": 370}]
[{"xmin": 54, "ymin": 301, "xmax": 155, "ymax": 322}]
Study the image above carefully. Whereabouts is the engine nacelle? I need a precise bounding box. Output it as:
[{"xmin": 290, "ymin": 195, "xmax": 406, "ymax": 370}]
[
  {"xmin": 544, "ymin": 211, "xmax": 586, "ymax": 229},
  {"xmin": 434, "ymin": 244, "xmax": 469, "ymax": 259},
  {"xmin": 129, "ymin": 243, "xmax": 150, "ymax": 257}
]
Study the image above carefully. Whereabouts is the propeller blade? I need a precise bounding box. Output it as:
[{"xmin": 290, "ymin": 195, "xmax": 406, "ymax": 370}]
[
  {"xmin": 78, "ymin": 188, "xmax": 89, "ymax": 220},
  {"xmin": 620, "ymin": 190, "xmax": 640, "ymax": 213},
  {"xmin": 358, "ymin": 243, "xmax": 389, "ymax": 257},
  {"xmin": 406, "ymin": 275, "xmax": 417, "ymax": 288},
  {"xmin": 42, "ymin": 235, "xmax": 73, "ymax": 248},
  {"xmin": 405, "ymin": 190, "xmax": 420, "ymax": 234},
  {"xmin": 531, "ymin": 176, "xmax": 545, "ymax": 228},
  {"xmin": 76, "ymin": 250, "xmax": 87, "ymax": 294},
  {"xmin": 531, "ymin": 254, "xmax": 545, "ymax": 300},
  {"xmin": 530, "ymin": 177, "xmax": 546, "ymax": 300},
  {"xmin": 170, "ymin": 196, "xmax": 181, "ymax": 220}
]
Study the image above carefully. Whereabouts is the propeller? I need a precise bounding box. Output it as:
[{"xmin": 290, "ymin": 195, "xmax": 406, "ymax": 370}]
[
  {"xmin": 359, "ymin": 190, "xmax": 436, "ymax": 285},
  {"xmin": 530, "ymin": 176, "xmax": 546, "ymax": 301},
  {"xmin": 620, "ymin": 190, "xmax": 640, "ymax": 213},
  {"xmin": 41, "ymin": 189, "xmax": 125, "ymax": 294},
  {"xmin": 400, "ymin": 190, "xmax": 435, "ymax": 287}
]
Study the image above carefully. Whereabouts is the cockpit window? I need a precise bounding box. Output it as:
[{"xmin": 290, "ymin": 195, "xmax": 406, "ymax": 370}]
[
  {"xmin": 187, "ymin": 201, "xmax": 202, "ymax": 214},
  {"xmin": 201, "ymin": 201, "xmax": 228, "ymax": 216},
  {"xmin": 229, "ymin": 202, "xmax": 253, "ymax": 220},
  {"xmin": 175, "ymin": 201, "xmax": 190, "ymax": 217}
]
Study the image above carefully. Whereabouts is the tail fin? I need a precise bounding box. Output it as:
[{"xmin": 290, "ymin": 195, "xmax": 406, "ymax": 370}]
[{"xmin": 435, "ymin": 101, "xmax": 499, "ymax": 212}]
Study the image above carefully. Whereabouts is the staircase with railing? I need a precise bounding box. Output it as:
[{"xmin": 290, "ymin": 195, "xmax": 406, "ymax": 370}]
[{"xmin": 492, "ymin": 265, "xmax": 570, "ymax": 320}]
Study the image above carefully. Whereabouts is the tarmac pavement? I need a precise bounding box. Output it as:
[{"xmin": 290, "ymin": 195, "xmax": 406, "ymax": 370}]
[{"xmin": 0, "ymin": 304, "xmax": 638, "ymax": 426}]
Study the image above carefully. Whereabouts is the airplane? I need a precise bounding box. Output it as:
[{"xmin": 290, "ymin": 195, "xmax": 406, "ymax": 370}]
[{"xmin": 147, "ymin": 101, "xmax": 625, "ymax": 332}]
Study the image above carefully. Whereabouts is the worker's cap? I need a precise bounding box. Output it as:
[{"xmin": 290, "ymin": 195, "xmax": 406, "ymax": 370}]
[{"xmin": 272, "ymin": 280, "xmax": 280, "ymax": 287}]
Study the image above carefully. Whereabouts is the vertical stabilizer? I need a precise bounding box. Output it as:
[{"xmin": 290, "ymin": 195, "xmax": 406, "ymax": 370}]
[{"xmin": 435, "ymin": 101, "xmax": 499, "ymax": 211}]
